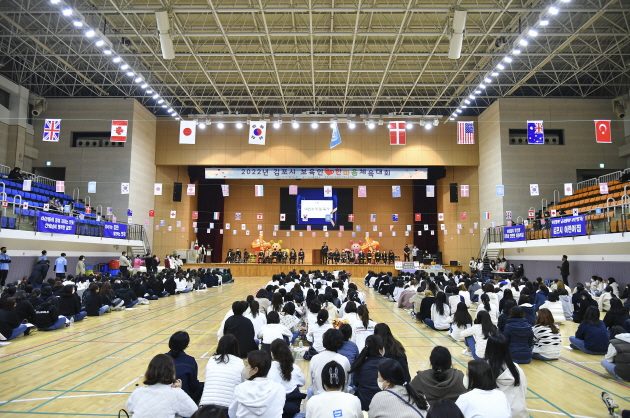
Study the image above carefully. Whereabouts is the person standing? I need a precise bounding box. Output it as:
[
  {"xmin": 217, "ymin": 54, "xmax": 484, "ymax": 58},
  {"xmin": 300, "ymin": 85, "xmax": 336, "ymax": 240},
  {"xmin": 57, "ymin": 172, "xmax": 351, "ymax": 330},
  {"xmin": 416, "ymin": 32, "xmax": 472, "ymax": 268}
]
[
  {"xmin": 0, "ymin": 247, "xmax": 11, "ymax": 290},
  {"xmin": 403, "ymin": 244, "xmax": 410, "ymax": 262},
  {"xmin": 119, "ymin": 251, "xmax": 131, "ymax": 278},
  {"xmin": 411, "ymin": 246, "xmax": 419, "ymax": 262},
  {"xmin": 54, "ymin": 253, "xmax": 67, "ymax": 279},
  {"xmin": 38, "ymin": 250, "xmax": 48, "ymax": 263},
  {"xmin": 75, "ymin": 255, "xmax": 86, "ymax": 276},
  {"xmin": 557, "ymin": 255, "xmax": 570, "ymax": 286},
  {"xmin": 321, "ymin": 242, "xmax": 329, "ymax": 265}
]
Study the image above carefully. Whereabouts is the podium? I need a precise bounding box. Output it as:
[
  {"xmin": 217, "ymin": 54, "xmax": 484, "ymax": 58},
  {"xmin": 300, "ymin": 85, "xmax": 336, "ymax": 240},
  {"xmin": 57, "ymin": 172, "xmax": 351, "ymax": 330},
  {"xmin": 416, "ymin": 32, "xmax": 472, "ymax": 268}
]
[{"xmin": 312, "ymin": 249, "xmax": 321, "ymax": 264}]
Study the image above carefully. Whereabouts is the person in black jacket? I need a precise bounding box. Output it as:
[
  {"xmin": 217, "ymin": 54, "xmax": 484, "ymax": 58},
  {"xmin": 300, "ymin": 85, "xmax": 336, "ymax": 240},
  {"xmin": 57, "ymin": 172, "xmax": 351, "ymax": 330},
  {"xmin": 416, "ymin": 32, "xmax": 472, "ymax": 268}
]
[
  {"xmin": 58, "ymin": 285, "xmax": 87, "ymax": 322},
  {"xmin": 143, "ymin": 254, "xmax": 154, "ymax": 274},
  {"xmin": 35, "ymin": 297, "xmax": 67, "ymax": 330},
  {"xmin": 29, "ymin": 260, "xmax": 50, "ymax": 288},
  {"xmin": 14, "ymin": 290, "xmax": 35, "ymax": 325},
  {"xmin": 164, "ymin": 276, "xmax": 177, "ymax": 296},
  {"xmin": 85, "ymin": 283, "xmax": 110, "ymax": 316},
  {"xmin": 116, "ymin": 280, "xmax": 138, "ymax": 308},
  {"xmin": 28, "ymin": 288, "xmax": 44, "ymax": 309},
  {"xmin": 573, "ymin": 290, "xmax": 599, "ymax": 323},
  {"xmin": 0, "ymin": 297, "xmax": 28, "ymax": 340},
  {"xmin": 166, "ymin": 331, "xmax": 204, "ymax": 404},
  {"xmin": 224, "ymin": 301, "xmax": 258, "ymax": 359},
  {"xmin": 557, "ymin": 255, "xmax": 570, "ymax": 286}
]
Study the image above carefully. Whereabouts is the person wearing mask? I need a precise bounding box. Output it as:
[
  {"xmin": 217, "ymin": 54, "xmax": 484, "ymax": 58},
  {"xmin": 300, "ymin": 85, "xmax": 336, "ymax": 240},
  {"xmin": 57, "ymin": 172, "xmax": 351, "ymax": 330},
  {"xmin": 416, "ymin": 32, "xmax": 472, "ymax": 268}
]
[
  {"xmin": 224, "ymin": 301, "xmax": 258, "ymax": 358},
  {"xmin": 455, "ymin": 360, "xmax": 511, "ymax": 417},
  {"xmin": 368, "ymin": 358, "xmax": 428, "ymax": 417},
  {"xmin": 0, "ymin": 297, "xmax": 29, "ymax": 340},
  {"xmin": 601, "ymin": 326, "xmax": 630, "ymax": 381},
  {"xmin": 309, "ymin": 329, "xmax": 351, "ymax": 397},
  {"xmin": 199, "ymin": 335, "xmax": 244, "ymax": 411},
  {"xmin": 411, "ymin": 346, "xmax": 467, "ymax": 407},
  {"xmin": 166, "ymin": 331, "xmax": 204, "ymax": 404},
  {"xmin": 484, "ymin": 333, "xmax": 528, "ymax": 417},
  {"xmin": 460, "ymin": 310, "xmax": 497, "ymax": 360},
  {"xmin": 84, "ymin": 283, "xmax": 110, "ymax": 316},
  {"xmin": 119, "ymin": 251, "xmax": 131, "ymax": 278},
  {"xmin": 502, "ymin": 306, "xmax": 534, "ymax": 364},
  {"xmin": 0, "ymin": 247, "xmax": 11, "ymax": 291},
  {"xmin": 350, "ymin": 334, "xmax": 385, "ymax": 411},
  {"xmin": 570, "ymin": 306, "xmax": 609, "ymax": 354},
  {"xmin": 532, "ymin": 308, "xmax": 562, "ymax": 361},
  {"xmin": 424, "ymin": 292, "xmax": 451, "ymax": 331},
  {"xmin": 374, "ymin": 323, "xmax": 411, "ymax": 382},
  {"xmin": 54, "ymin": 253, "xmax": 67, "ymax": 279},
  {"xmin": 126, "ymin": 354, "xmax": 198, "ymax": 418},
  {"xmin": 305, "ymin": 361, "xmax": 363, "ymax": 418},
  {"xmin": 75, "ymin": 255, "xmax": 86, "ymax": 277},
  {"xmin": 268, "ymin": 339, "xmax": 306, "ymax": 418},
  {"xmin": 229, "ymin": 350, "xmax": 285, "ymax": 418}
]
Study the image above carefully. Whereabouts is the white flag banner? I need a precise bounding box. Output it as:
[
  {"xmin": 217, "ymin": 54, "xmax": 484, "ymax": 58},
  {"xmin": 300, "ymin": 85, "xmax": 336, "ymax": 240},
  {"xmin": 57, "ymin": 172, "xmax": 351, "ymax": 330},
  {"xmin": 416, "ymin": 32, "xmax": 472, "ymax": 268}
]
[
  {"xmin": 530, "ymin": 184, "xmax": 539, "ymax": 196},
  {"xmin": 187, "ymin": 184, "xmax": 195, "ymax": 195},
  {"xmin": 323, "ymin": 186, "xmax": 332, "ymax": 197},
  {"xmin": 111, "ymin": 120, "xmax": 128, "ymax": 142},
  {"xmin": 249, "ymin": 121, "xmax": 267, "ymax": 145},
  {"xmin": 179, "ymin": 120, "xmax": 196, "ymax": 144},
  {"xmin": 564, "ymin": 183, "xmax": 573, "ymax": 196},
  {"xmin": 121, "ymin": 183, "xmax": 130, "ymax": 194},
  {"xmin": 87, "ymin": 181, "xmax": 97, "ymax": 193},
  {"xmin": 22, "ymin": 179, "xmax": 31, "ymax": 191},
  {"xmin": 154, "ymin": 183, "xmax": 163, "ymax": 195}
]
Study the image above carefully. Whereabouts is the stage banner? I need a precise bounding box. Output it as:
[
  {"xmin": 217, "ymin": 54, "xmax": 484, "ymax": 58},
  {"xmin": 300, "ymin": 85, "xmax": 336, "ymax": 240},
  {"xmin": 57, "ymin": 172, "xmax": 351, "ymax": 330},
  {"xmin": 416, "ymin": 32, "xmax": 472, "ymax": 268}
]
[
  {"xmin": 103, "ymin": 222, "xmax": 128, "ymax": 239},
  {"xmin": 37, "ymin": 213, "xmax": 76, "ymax": 234},
  {"xmin": 550, "ymin": 215, "xmax": 586, "ymax": 238},
  {"xmin": 205, "ymin": 167, "xmax": 428, "ymax": 180},
  {"xmin": 394, "ymin": 261, "xmax": 420, "ymax": 270},
  {"xmin": 503, "ymin": 225, "xmax": 526, "ymax": 242}
]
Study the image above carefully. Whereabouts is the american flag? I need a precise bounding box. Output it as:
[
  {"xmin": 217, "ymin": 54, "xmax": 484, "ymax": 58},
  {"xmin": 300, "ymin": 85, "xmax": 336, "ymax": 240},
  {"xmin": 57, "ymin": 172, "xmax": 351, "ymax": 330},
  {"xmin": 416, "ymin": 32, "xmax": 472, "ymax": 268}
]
[
  {"xmin": 43, "ymin": 119, "xmax": 61, "ymax": 142},
  {"xmin": 457, "ymin": 121, "xmax": 475, "ymax": 144}
]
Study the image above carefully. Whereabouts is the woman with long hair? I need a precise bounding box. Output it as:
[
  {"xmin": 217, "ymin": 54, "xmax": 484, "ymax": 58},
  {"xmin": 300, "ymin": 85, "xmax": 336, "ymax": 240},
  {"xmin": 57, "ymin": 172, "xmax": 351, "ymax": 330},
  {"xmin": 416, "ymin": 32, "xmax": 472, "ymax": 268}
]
[
  {"xmin": 352, "ymin": 305, "xmax": 377, "ymax": 351},
  {"xmin": 308, "ymin": 309, "xmax": 333, "ymax": 353},
  {"xmin": 502, "ymin": 306, "xmax": 534, "ymax": 364},
  {"xmin": 229, "ymin": 350, "xmax": 286, "ymax": 418},
  {"xmin": 603, "ymin": 297, "xmax": 630, "ymax": 330},
  {"xmin": 477, "ymin": 293, "xmax": 498, "ymax": 325},
  {"xmin": 569, "ymin": 305, "xmax": 609, "ymax": 354},
  {"xmin": 350, "ymin": 334, "xmax": 385, "ymax": 411},
  {"xmin": 532, "ymin": 308, "xmax": 562, "ymax": 361},
  {"xmin": 411, "ymin": 346, "xmax": 467, "ymax": 407},
  {"xmin": 268, "ymin": 339, "xmax": 306, "ymax": 418},
  {"xmin": 270, "ymin": 292, "xmax": 284, "ymax": 312},
  {"xmin": 374, "ymin": 323, "xmax": 411, "ymax": 382},
  {"xmin": 460, "ymin": 310, "xmax": 497, "ymax": 360},
  {"xmin": 367, "ymin": 358, "xmax": 428, "ymax": 417},
  {"xmin": 258, "ymin": 311, "xmax": 292, "ymax": 353},
  {"xmin": 200, "ymin": 334, "xmax": 243, "ymax": 409},
  {"xmin": 425, "ymin": 292, "xmax": 451, "ymax": 331},
  {"xmin": 484, "ymin": 333, "xmax": 528, "ymax": 418},
  {"xmin": 305, "ymin": 361, "xmax": 363, "ymax": 418},
  {"xmin": 426, "ymin": 400, "xmax": 464, "ymax": 418},
  {"xmin": 447, "ymin": 302, "xmax": 473, "ymax": 342},
  {"xmin": 127, "ymin": 354, "xmax": 198, "ymax": 418},
  {"xmin": 255, "ymin": 288, "xmax": 271, "ymax": 314},
  {"xmin": 455, "ymin": 360, "xmax": 511, "ymax": 417}
]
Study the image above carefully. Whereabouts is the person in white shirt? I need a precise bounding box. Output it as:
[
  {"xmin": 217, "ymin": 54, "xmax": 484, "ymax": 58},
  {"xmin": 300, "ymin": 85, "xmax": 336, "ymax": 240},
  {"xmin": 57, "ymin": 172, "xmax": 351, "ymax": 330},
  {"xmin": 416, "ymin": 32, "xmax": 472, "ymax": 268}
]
[
  {"xmin": 485, "ymin": 333, "xmax": 528, "ymax": 418},
  {"xmin": 477, "ymin": 293, "xmax": 499, "ymax": 325},
  {"xmin": 306, "ymin": 360, "xmax": 362, "ymax": 418},
  {"xmin": 258, "ymin": 311, "xmax": 292, "ymax": 351},
  {"xmin": 268, "ymin": 339, "xmax": 306, "ymax": 417},
  {"xmin": 308, "ymin": 310, "xmax": 334, "ymax": 353},
  {"xmin": 229, "ymin": 350, "xmax": 286, "ymax": 418},
  {"xmin": 455, "ymin": 359, "xmax": 512, "ymax": 418},
  {"xmin": 200, "ymin": 334, "xmax": 244, "ymax": 409},
  {"xmin": 309, "ymin": 329, "xmax": 351, "ymax": 397},
  {"xmin": 447, "ymin": 302, "xmax": 473, "ymax": 342},
  {"xmin": 425, "ymin": 292, "xmax": 451, "ymax": 331},
  {"xmin": 352, "ymin": 305, "xmax": 377, "ymax": 351}
]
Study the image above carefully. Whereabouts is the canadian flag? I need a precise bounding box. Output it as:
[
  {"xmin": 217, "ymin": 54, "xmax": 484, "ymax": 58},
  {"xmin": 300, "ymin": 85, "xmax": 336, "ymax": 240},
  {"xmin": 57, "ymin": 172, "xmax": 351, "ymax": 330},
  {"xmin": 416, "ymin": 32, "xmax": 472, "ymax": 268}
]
[
  {"xmin": 111, "ymin": 120, "xmax": 128, "ymax": 142},
  {"xmin": 389, "ymin": 121, "xmax": 406, "ymax": 145},
  {"xmin": 179, "ymin": 120, "xmax": 196, "ymax": 144}
]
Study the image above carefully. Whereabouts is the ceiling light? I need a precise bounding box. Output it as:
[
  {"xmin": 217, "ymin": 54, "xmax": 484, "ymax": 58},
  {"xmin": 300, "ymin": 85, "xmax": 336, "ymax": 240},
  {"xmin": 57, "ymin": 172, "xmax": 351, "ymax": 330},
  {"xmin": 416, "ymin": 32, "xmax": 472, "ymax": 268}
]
[
  {"xmin": 519, "ymin": 39, "xmax": 528, "ymax": 46},
  {"xmin": 95, "ymin": 39, "xmax": 105, "ymax": 47},
  {"xmin": 346, "ymin": 121, "xmax": 355, "ymax": 129},
  {"xmin": 479, "ymin": 83, "xmax": 486, "ymax": 89},
  {"xmin": 462, "ymin": 105, "xmax": 468, "ymax": 108},
  {"xmin": 167, "ymin": 108, "xmax": 173, "ymax": 112},
  {"xmin": 424, "ymin": 123, "xmax": 433, "ymax": 130},
  {"xmin": 62, "ymin": 8, "xmax": 73, "ymax": 16},
  {"xmin": 112, "ymin": 56, "xmax": 121, "ymax": 63},
  {"xmin": 540, "ymin": 19, "xmax": 549, "ymax": 26},
  {"xmin": 158, "ymin": 99, "xmax": 164, "ymax": 104},
  {"xmin": 72, "ymin": 21, "xmax": 83, "ymax": 27},
  {"xmin": 236, "ymin": 122, "xmax": 243, "ymax": 129},
  {"xmin": 103, "ymin": 49, "xmax": 112, "ymax": 55},
  {"xmin": 368, "ymin": 121, "xmax": 375, "ymax": 129},
  {"xmin": 217, "ymin": 122, "xmax": 225, "ymax": 129},
  {"xmin": 141, "ymin": 83, "xmax": 148, "ymax": 89},
  {"xmin": 273, "ymin": 122, "xmax": 281, "ymax": 129},
  {"xmin": 135, "ymin": 77, "xmax": 143, "ymax": 83},
  {"xmin": 146, "ymin": 90, "xmax": 153, "ymax": 94},
  {"xmin": 85, "ymin": 29, "xmax": 95, "ymax": 37},
  {"xmin": 50, "ymin": 0, "xmax": 61, "ymax": 3},
  {"xmin": 450, "ymin": 117, "xmax": 456, "ymax": 120},
  {"xmin": 465, "ymin": 100, "xmax": 471, "ymax": 104},
  {"xmin": 503, "ymin": 56, "xmax": 512, "ymax": 63},
  {"xmin": 419, "ymin": 118, "xmax": 426, "ymax": 127},
  {"xmin": 497, "ymin": 63, "xmax": 505, "ymax": 70},
  {"xmin": 126, "ymin": 71, "xmax": 134, "ymax": 76},
  {"xmin": 529, "ymin": 29, "xmax": 539, "ymax": 37},
  {"xmin": 469, "ymin": 94, "xmax": 475, "ymax": 99},
  {"xmin": 485, "ymin": 77, "xmax": 492, "ymax": 83},
  {"xmin": 492, "ymin": 72, "xmax": 499, "ymax": 76},
  {"xmin": 456, "ymin": 109, "xmax": 463, "ymax": 113},
  {"xmin": 406, "ymin": 122, "xmax": 413, "ymax": 130},
  {"xmin": 513, "ymin": 49, "xmax": 521, "ymax": 54},
  {"xmin": 292, "ymin": 119, "xmax": 299, "ymax": 129},
  {"xmin": 311, "ymin": 122, "xmax": 318, "ymax": 129},
  {"xmin": 475, "ymin": 90, "xmax": 481, "ymax": 94},
  {"xmin": 198, "ymin": 121, "xmax": 206, "ymax": 129},
  {"xmin": 161, "ymin": 104, "xmax": 167, "ymax": 108},
  {"xmin": 433, "ymin": 117, "xmax": 439, "ymax": 126},
  {"xmin": 152, "ymin": 94, "xmax": 159, "ymax": 99},
  {"xmin": 549, "ymin": 6, "xmax": 559, "ymax": 14},
  {"xmin": 120, "ymin": 64, "xmax": 128, "ymax": 70},
  {"xmin": 175, "ymin": 117, "xmax": 180, "ymax": 120},
  {"xmin": 560, "ymin": 0, "xmax": 570, "ymax": 3}
]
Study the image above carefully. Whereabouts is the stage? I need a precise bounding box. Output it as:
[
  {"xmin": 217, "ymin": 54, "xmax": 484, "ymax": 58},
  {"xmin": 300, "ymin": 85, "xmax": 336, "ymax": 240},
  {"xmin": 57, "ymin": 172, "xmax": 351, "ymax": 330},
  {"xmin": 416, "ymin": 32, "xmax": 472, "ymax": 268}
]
[{"xmin": 184, "ymin": 262, "xmax": 400, "ymax": 278}]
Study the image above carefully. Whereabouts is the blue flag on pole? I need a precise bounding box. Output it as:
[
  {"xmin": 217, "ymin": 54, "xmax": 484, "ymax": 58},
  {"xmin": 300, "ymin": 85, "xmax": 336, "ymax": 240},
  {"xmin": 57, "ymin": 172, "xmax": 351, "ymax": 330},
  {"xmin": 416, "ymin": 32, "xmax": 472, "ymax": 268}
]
[
  {"xmin": 527, "ymin": 120, "xmax": 544, "ymax": 144},
  {"xmin": 330, "ymin": 124, "xmax": 342, "ymax": 149}
]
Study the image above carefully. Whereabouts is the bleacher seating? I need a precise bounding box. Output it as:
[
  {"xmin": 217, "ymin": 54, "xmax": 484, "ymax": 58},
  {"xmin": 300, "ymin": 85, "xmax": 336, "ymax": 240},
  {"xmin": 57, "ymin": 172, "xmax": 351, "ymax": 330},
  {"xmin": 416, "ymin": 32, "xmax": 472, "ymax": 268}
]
[{"xmin": 549, "ymin": 180, "xmax": 629, "ymax": 222}]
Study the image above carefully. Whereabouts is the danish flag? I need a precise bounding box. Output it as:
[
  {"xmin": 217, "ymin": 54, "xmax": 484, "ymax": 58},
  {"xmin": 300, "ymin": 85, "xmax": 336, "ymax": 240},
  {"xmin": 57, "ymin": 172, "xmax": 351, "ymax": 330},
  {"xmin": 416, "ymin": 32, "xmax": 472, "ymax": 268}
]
[{"xmin": 389, "ymin": 121, "xmax": 406, "ymax": 145}]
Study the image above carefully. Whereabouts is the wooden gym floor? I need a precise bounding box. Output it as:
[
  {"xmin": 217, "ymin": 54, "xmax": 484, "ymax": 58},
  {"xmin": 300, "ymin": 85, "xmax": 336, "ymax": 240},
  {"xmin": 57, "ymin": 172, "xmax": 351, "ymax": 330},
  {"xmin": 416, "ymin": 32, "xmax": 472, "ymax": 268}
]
[{"xmin": 0, "ymin": 276, "xmax": 628, "ymax": 417}]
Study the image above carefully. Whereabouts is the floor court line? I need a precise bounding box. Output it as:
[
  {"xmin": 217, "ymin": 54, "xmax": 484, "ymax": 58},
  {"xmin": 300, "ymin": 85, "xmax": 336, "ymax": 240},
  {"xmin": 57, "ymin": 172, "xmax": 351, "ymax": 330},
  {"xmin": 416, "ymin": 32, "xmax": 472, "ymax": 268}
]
[
  {"xmin": 0, "ymin": 392, "xmax": 129, "ymax": 406},
  {"xmin": 118, "ymin": 375, "xmax": 144, "ymax": 392}
]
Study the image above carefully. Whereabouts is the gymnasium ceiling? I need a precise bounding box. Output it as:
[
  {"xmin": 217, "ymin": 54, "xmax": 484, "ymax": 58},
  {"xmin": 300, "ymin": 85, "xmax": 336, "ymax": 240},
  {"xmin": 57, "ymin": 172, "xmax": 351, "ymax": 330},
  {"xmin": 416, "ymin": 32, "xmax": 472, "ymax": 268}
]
[{"xmin": 1, "ymin": 0, "xmax": 629, "ymax": 122}]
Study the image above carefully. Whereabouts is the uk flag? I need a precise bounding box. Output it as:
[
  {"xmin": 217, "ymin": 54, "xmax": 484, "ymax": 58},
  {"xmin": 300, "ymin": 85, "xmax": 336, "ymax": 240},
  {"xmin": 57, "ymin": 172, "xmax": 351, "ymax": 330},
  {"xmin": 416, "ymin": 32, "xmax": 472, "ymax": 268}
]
[{"xmin": 43, "ymin": 119, "xmax": 61, "ymax": 142}]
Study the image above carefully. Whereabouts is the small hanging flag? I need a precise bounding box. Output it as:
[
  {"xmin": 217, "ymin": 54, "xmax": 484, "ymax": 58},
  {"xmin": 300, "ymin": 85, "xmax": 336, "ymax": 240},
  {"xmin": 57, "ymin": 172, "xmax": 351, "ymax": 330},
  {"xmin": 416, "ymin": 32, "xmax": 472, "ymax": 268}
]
[
  {"xmin": 530, "ymin": 184, "xmax": 539, "ymax": 196},
  {"xmin": 573, "ymin": 208, "xmax": 579, "ymax": 216},
  {"xmin": 415, "ymin": 213, "xmax": 421, "ymax": 222},
  {"xmin": 154, "ymin": 183, "xmax": 162, "ymax": 195},
  {"xmin": 564, "ymin": 183, "xmax": 573, "ymax": 196},
  {"xmin": 370, "ymin": 214, "xmax": 376, "ymax": 222},
  {"xmin": 505, "ymin": 211, "xmax": 512, "ymax": 219},
  {"xmin": 257, "ymin": 213, "xmax": 263, "ymax": 221},
  {"xmin": 426, "ymin": 185, "xmax": 435, "ymax": 197},
  {"xmin": 149, "ymin": 210, "xmax": 155, "ymax": 217},
  {"xmin": 438, "ymin": 213, "xmax": 444, "ymax": 221},
  {"xmin": 348, "ymin": 214, "xmax": 354, "ymax": 222},
  {"xmin": 484, "ymin": 212, "xmax": 491, "ymax": 220},
  {"xmin": 221, "ymin": 185, "xmax": 229, "ymax": 196},
  {"xmin": 56, "ymin": 181, "xmax": 65, "ymax": 193},
  {"xmin": 496, "ymin": 185, "xmax": 505, "ymax": 197},
  {"xmin": 324, "ymin": 186, "xmax": 332, "ymax": 197},
  {"xmin": 358, "ymin": 186, "xmax": 367, "ymax": 197},
  {"xmin": 170, "ymin": 211, "xmax": 176, "ymax": 218},
  {"xmin": 235, "ymin": 213, "xmax": 242, "ymax": 220},
  {"xmin": 600, "ymin": 183, "xmax": 609, "ymax": 194},
  {"xmin": 22, "ymin": 179, "xmax": 31, "ymax": 192},
  {"xmin": 121, "ymin": 183, "xmax": 130, "ymax": 194},
  {"xmin": 43, "ymin": 119, "xmax": 61, "ymax": 142},
  {"xmin": 594, "ymin": 120, "xmax": 612, "ymax": 143},
  {"xmin": 192, "ymin": 211, "xmax": 198, "ymax": 219},
  {"xmin": 111, "ymin": 120, "xmax": 128, "ymax": 142},
  {"xmin": 392, "ymin": 186, "xmax": 401, "ymax": 198},
  {"xmin": 330, "ymin": 123, "xmax": 342, "ymax": 148},
  {"xmin": 187, "ymin": 184, "xmax": 195, "ymax": 196},
  {"xmin": 88, "ymin": 182, "xmax": 97, "ymax": 193},
  {"xmin": 289, "ymin": 185, "xmax": 298, "ymax": 195},
  {"xmin": 255, "ymin": 185, "xmax": 264, "ymax": 196},
  {"xmin": 461, "ymin": 212, "xmax": 467, "ymax": 221},
  {"xmin": 528, "ymin": 210, "xmax": 535, "ymax": 218},
  {"xmin": 127, "ymin": 209, "xmax": 133, "ymax": 216},
  {"xmin": 280, "ymin": 213, "xmax": 286, "ymax": 221},
  {"xmin": 392, "ymin": 214, "xmax": 398, "ymax": 222},
  {"xmin": 213, "ymin": 212, "xmax": 220, "ymax": 220},
  {"xmin": 460, "ymin": 185, "xmax": 469, "ymax": 197}
]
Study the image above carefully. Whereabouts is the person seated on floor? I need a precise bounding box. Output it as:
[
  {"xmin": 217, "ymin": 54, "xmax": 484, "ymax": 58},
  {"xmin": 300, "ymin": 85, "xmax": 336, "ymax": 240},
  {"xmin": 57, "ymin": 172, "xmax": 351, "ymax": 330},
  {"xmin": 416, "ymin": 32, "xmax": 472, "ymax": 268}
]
[
  {"xmin": 411, "ymin": 346, "xmax": 467, "ymax": 407},
  {"xmin": 58, "ymin": 284, "xmax": 87, "ymax": 323},
  {"xmin": 166, "ymin": 331, "xmax": 204, "ymax": 404},
  {"xmin": 570, "ymin": 306, "xmax": 609, "ymax": 355},
  {"xmin": 601, "ymin": 326, "xmax": 630, "ymax": 382},
  {"xmin": 0, "ymin": 297, "xmax": 29, "ymax": 340}
]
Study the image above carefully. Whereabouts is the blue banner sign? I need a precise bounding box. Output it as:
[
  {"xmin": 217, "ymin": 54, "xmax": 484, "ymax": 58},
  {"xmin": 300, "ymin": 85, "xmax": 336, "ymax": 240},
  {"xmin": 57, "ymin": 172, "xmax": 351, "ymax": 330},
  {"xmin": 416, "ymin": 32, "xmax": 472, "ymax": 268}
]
[
  {"xmin": 103, "ymin": 222, "xmax": 128, "ymax": 239},
  {"xmin": 503, "ymin": 225, "xmax": 526, "ymax": 241},
  {"xmin": 550, "ymin": 215, "xmax": 586, "ymax": 237},
  {"xmin": 38, "ymin": 213, "xmax": 76, "ymax": 234}
]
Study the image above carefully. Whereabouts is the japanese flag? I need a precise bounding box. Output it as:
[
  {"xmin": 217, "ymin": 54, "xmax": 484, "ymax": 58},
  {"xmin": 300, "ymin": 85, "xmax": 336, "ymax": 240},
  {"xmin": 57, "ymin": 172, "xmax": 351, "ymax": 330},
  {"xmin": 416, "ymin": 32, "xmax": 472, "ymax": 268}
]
[
  {"xmin": 564, "ymin": 183, "xmax": 573, "ymax": 196},
  {"xmin": 280, "ymin": 213, "xmax": 286, "ymax": 221},
  {"xmin": 111, "ymin": 120, "xmax": 128, "ymax": 142},
  {"xmin": 550, "ymin": 209, "xmax": 557, "ymax": 217},
  {"xmin": 154, "ymin": 183, "xmax": 163, "ymax": 195},
  {"xmin": 179, "ymin": 120, "xmax": 196, "ymax": 144}
]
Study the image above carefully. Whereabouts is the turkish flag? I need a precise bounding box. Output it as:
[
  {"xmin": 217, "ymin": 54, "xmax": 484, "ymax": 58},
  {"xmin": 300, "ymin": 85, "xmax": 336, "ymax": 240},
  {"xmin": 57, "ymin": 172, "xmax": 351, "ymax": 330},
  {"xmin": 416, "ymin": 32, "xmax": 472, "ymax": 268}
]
[
  {"xmin": 594, "ymin": 120, "xmax": 611, "ymax": 143},
  {"xmin": 415, "ymin": 213, "xmax": 421, "ymax": 222},
  {"xmin": 148, "ymin": 210, "xmax": 155, "ymax": 217}
]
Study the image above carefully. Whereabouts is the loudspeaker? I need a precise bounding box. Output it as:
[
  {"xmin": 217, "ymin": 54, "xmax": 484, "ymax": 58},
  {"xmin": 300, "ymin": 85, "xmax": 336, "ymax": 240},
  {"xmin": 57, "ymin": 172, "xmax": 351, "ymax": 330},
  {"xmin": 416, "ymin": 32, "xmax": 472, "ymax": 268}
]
[
  {"xmin": 450, "ymin": 183, "xmax": 458, "ymax": 202},
  {"xmin": 173, "ymin": 182, "xmax": 182, "ymax": 202},
  {"xmin": 436, "ymin": 252, "xmax": 443, "ymax": 265}
]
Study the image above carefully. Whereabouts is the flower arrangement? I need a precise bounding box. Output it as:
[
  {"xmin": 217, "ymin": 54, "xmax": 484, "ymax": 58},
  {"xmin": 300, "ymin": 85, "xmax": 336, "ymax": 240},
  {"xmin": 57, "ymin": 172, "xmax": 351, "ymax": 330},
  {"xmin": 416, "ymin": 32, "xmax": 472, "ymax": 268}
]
[{"xmin": 331, "ymin": 318, "xmax": 349, "ymax": 329}]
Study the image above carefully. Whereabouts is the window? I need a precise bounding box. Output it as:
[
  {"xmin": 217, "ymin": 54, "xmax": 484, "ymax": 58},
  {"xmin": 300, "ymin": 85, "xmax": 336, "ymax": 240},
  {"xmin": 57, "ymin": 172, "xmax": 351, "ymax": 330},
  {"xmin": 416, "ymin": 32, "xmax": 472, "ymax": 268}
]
[
  {"xmin": 508, "ymin": 128, "xmax": 564, "ymax": 145},
  {"xmin": 0, "ymin": 88, "xmax": 10, "ymax": 109},
  {"xmin": 71, "ymin": 132, "xmax": 124, "ymax": 147}
]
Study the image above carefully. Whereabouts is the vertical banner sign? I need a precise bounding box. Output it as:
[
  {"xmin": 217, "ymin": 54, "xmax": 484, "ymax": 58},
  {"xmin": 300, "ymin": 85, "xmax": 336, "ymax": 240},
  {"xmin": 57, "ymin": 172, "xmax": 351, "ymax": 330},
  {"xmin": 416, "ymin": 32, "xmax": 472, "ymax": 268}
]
[
  {"xmin": 460, "ymin": 185, "xmax": 469, "ymax": 197},
  {"xmin": 457, "ymin": 121, "xmax": 475, "ymax": 144},
  {"xmin": 148, "ymin": 210, "xmax": 155, "ymax": 217},
  {"xmin": 22, "ymin": 179, "xmax": 31, "ymax": 191},
  {"xmin": 324, "ymin": 186, "xmax": 332, "ymax": 197},
  {"xmin": 392, "ymin": 185, "xmax": 401, "ymax": 198},
  {"xmin": 527, "ymin": 120, "xmax": 544, "ymax": 144},
  {"xmin": 564, "ymin": 183, "xmax": 573, "ymax": 196},
  {"xmin": 106, "ymin": 207, "xmax": 113, "ymax": 216},
  {"xmin": 388, "ymin": 121, "xmax": 406, "ymax": 145},
  {"xmin": 249, "ymin": 121, "xmax": 267, "ymax": 145},
  {"xmin": 56, "ymin": 181, "xmax": 65, "ymax": 193},
  {"xmin": 426, "ymin": 185, "xmax": 435, "ymax": 197},
  {"xmin": 110, "ymin": 120, "xmax": 128, "ymax": 142},
  {"xmin": 43, "ymin": 119, "xmax": 61, "ymax": 142},
  {"xmin": 254, "ymin": 185, "xmax": 264, "ymax": 196},
  {"xmin": 330, "ymin": 123, "xmax": 342, "ymax": 149},
  {"xmin": 170, "ymin": 211, "xmax": 176, "ymax": 218},
  {"xmin": 192, "ymin": 211, "xmax": 198, "ymax": 219},
  {"xmin": 121, "ymin": 183, "xmax": 130, "ymax": 194},
  {"xmin": 358, "ymin": 186, "xmax": 367, "ymax": 197},
  {"xmin": 289, "ymin": 185, "xmax": 298, "ymax": 195},
  {"xmin": 415, "ymin": 214, "xmax": 421, "ymax": 221},
  {"xmin": 530, "ymin": 184, "xmax": 539, "ymax": 196},
  {"xmin": 187, "ymin": 184, "xmax": 196, "ymax": 195}
]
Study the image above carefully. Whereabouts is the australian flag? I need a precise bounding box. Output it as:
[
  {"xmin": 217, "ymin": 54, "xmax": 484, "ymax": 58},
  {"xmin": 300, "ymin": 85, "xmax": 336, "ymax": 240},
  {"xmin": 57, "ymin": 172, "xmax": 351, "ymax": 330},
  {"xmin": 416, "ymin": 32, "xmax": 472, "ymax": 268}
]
[
  {"xmin": 43, "ymin": 119, "xmax": 61, "ymax": 142},
  {"xmin": 527, "ymin": 120, "xmax": 544, "ymax": 144}
]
